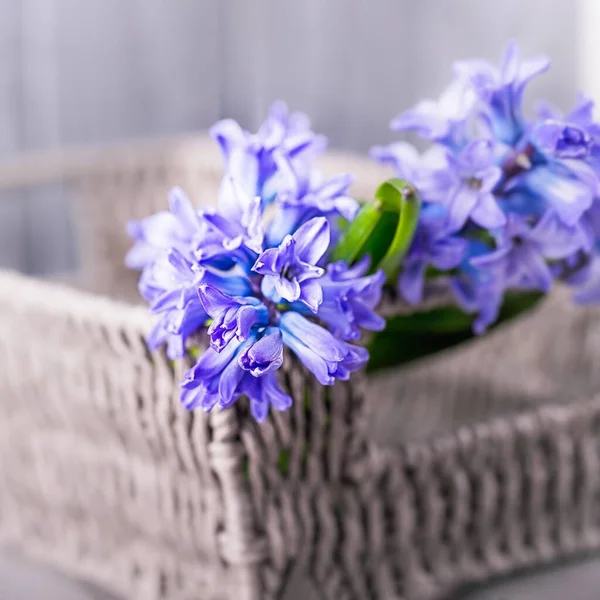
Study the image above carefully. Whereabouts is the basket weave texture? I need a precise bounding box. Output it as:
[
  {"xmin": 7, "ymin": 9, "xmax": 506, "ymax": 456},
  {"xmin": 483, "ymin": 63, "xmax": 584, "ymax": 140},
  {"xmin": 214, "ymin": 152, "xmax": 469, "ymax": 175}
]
[{"xmin": 1, "ymin": 137, "xmax": 600, "ymax": 600}]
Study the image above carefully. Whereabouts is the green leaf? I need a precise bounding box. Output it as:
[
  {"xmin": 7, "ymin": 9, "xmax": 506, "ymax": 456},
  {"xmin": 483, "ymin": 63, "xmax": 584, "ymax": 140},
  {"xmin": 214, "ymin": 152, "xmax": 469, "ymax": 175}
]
[
  {"xmin": 331, "ymin": 201, "xmax": 383, "ymax": 265},
  {"xmin": 332, "ymin": 178, "xmax": 421, "ymax": 279},
  {"xmin": 376, "ymin": 179, "xmax": 421, "ymax": 279},
  {"xmin": 367, "ymin": 291, "xmax": 544, "ymax": 372}
]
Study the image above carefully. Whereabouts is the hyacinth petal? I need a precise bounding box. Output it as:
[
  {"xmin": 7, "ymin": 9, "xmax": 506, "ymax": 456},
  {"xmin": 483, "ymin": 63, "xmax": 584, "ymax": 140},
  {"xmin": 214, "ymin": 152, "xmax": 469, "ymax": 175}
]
[
  {"xmin": 566, "ymin": 93, "xmax": 595, "ymax": 124},
  {"xmin": 333, "ymin": 195, "xmax": 361, "ymax": 221},
  {"xmin": 519, "ymin": 246, "xmax": 554, "ymax": 292},
  {"xmin": 283, "ymin": 131, "xmax": 317, "ymax": 157},
  {"xmin": 470, "ymin": 245, "xmax": 511, "ymax": 272},
  {"xmin": 479, "ymin": 166, "xmax": 503, "ymax": 192},
  {"xmin": 181, "ymin": 385, "xmax": 214, "ymax": 411},
  {"xmin": 280, "ymin": 312, "xmax": 347, "ymax": 362},
  {"xmin": 168, "ymin": 187, "xmax": 198, "ymax": 231},
  {"xmin": 252, "ymin": 247, "xmax": 280, "ymax": 275},
  {"xmin": 276, "ymin": 274, "xmax": 302, "ymax": 302},
  {"xmin": 268, "ymin": 152, "xmax": 299, "ymax": 197},
  {"xmin": 239, "ymin": 328, "xmax": 284, "ymax": 376},
  {"xmin": 262, "ymin": 373, "xmax": 293, "ymax": 411},
  {"xmin": 391, "ymin": 100, "xmax": 447, "ymax": 140},
  {"xmin": 399, "ymin": 260, "xmax": 427, "ymax": 304},
  {"xmin": 370, "ymin": 141, "xmax": 421, "ymax": 180},
  {"xmin": 147, "ymin": 319, "xmax": 169, "ymax": 352},
  {"xmin": 197, "ymin": 284, "xmax": 235, "ymax": 317},
  {"xmin": 149, "ymin": 288, "xmax": 183, "ymax": 312},
  {"xmin": 187, "ymin": 341, "xmax": 240, "ymax": 382},
  {"xmin": 125, "ymin": 243, "xmax": 157, "ymax": 270},
  {"xmin": 339, "ymin": 344, "xmax": 369, "ymax": 371},
  {"xmin": 351, "ymin": 301, "xmax": 386, "ymax": 332},
  {"xmin": 515, "ymin": 55, "xmax": 551, "ymax": 93},
  {"xmin": 316, "ymin": 173, "xmax": 353, "ymax": 198},
  {"xmin": 181, "ymin": 385, "xmax": 220, "ymax": 412},
  {"xmin": 130, "ymin": 212, "xmax": 178, "ymax": 247},
  {"xmin": 299, "ymin": 278, "xmax": 323, "ymax": 313},
  {"xmin": 209, "ymin": 118, "xmax": 247, "ymax": 159},
  {"xmin": 250, "ymin": 396, "xmax": 269, "ymax": 422},
  {"xmin": 533, "ymin": 121, "xmax": 565, "ymax": 154},
  {"xmin": 470, "ymin": 192, "xmax": 507, "ymax": 229},
  {"xmin": 525, "ymin": 167, "xmax": 593, "ymax": 226},
  {"xmin": 281, "ymin": 330, "xmax": 334, "ymax": 386},
  {"xmin": 446, "ymin": 187, "xmax": 479, "ymax": 232},
  {"xmin": 293, "ymin": 216, "xmax": 330, "ymax": 265},
  {"xmin": 253, "ymin": 236, "xmax": 295, "ymax": 275},
  {"xmin": 236, "ymin": 305, "xmax": 266, "ymax": 340},
  {"xmin": 458, "ymin": 139, "xmax": 494, "ymax": 172},
  {"xmin": 500, "ymin": 40, "xmax": 520, "ymax": 82},
  {"xmin": 531, "ymin": 211, "xmax": 590, "ymax": 259},
  {"xmin": 218, "ymin": 176, "xmax": 254, "ymax": 223},
  {"xmin": 430, "ymin": 237, "xmax": 468, "ymax": 270},
  {"xmin": 217, "ymin": 357, "xmax": 246, "ymax": 408},
  {"xmin": 295, "ymin": 262, "xmax": 324, "ymax": 283}
]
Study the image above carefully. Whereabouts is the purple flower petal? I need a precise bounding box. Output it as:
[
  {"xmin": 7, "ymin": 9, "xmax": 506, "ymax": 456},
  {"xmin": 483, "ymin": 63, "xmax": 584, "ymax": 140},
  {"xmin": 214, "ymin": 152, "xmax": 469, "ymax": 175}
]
[
  {"xmin": 399, "ymin": 261, "xmax": 427, "ymax": 304},
  {"xmin": 298, "ymin": 278, "xmax": 323, "ymax": 313},
  {"xmin": 185, "ymin": 340, "xmax": 241, "ymax": 383},
  {"xmin": 209, "ymin": 118, "xmax": 247, "ymax": 159},
  {"xmin": 293, "ymin": 217, "xmax": 330, "ymax": 265},
  {"xmin": 447, "ymin": 187, "xmax": 480, "ymax": 231},
  {"xmin": 281, "ymin": 330, "xmax": 334, "ymax": 386},
  {"xmin": 239, "ymin": 328, "xmax": 284, "ymax": 376},
  {"xmin": 457, "ymin": 139, "xmax": 494, "ymax": 172},
  {"xmin": 469, "ymin": 192, "xmax": 507, "ymax": 229},
  {"xmin": 274, "ymin": 274, "xmax": 302, "ymax": 302},
  {"xmin": 262, "ymin": 373, "xmax": 293, "ymax": 411},
  {"xmin": 280, "ymin": 312, "xmax": 347, "ymax": 362},
  {"xmin": 218, "ymin": 354, "xmax": 246, "ymax": 408}
]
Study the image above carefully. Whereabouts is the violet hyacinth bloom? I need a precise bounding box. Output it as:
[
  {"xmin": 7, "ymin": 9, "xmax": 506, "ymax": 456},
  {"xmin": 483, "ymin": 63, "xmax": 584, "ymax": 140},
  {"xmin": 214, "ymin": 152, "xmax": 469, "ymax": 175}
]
[
  {"xmin": 455, "ymin": 41, "xmax": 550, "ymax": 144},
  {"xmin": 198, "ymin": 285, "xmax": 269, "ymax": 352},
  {"xmin": 391, "ymin": 76, "xmax": 476, "ymax": 147},
  {"xmin": 254, "ymin": 217, "xmax": 330, "ymax": 312},
  {"xmin": 451, "ymin": 241, "xmax": 505, "ymax": 334},
  {"xmin": 199, "ymin": 177, "xmax": 265, "ymax": 264},
  {"xmin": 369, "ymin": 141, "xmax": 421, "ymax": 182},
  {"xmin": 279, "ymin": 312, "xmax": 368, "ymax": 386},
  {"xmin": 373, "ymin": 41, "xmax": 600, "ymax": 331},
  {"xmin": 126, "ymin": 187, "xmax": 207, "ymax": 270},
  {"xmin": 518, "ymin": 160, "xmax": 596, "ymax": 227},
  {"xmin": 266, "ymin": 171, "xmax": 359, "ymax": 247},
  {"xmin": 317, "ymin": 257, "xmax": 386, "ymax": 341},
  {"xmin": 238, "ymin": 328, "xmax": 285, "ymax": 376},
  {"xmin": 140, "ymin": 248, "xmax": 250, "ymax": 359},
  {"xmin": 421, "ymin": 139, "xmax": 505, "ymax": 233},
  {"xmin": 533, "ymin": 120, "xmax": 592, "ymax": 160},
  {"xmin": 535, "ymin": 94, "xmax": 600, "ymax": 162},
  {"xmin": 129, "ymin": 103, "xmax": 384, "ymax": 421},
  {"xmin": 451, "ymin": 269, "xmax": 504, "ymax": 335},
  {"xmin": 471, "ymin": 212, "xmax": 590, "ymax": 294},
  {"xmin": 210, "ymin": 100, "xmax": 327, "ymax": 202}
]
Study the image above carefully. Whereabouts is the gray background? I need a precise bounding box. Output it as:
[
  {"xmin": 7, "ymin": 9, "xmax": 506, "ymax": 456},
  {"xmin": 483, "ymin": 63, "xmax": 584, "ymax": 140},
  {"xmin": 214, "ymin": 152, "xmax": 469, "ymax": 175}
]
[{"xmin": 0, "ymin": 0, "xmax": 578, "ymax": 275}]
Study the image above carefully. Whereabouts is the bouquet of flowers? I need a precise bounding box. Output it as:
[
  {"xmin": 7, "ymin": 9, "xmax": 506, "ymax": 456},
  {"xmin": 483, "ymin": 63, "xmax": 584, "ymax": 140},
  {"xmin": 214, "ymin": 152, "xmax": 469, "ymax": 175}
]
[{"xmin": 127, "ymin": 42, "xmax": 600, "ymax": 421}]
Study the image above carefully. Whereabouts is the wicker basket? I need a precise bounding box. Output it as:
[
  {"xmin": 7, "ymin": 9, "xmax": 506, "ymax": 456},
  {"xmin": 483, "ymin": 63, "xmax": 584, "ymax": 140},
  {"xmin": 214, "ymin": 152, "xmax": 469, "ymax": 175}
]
[{"xmin": 1, "ymin": 138, "xmax": 600, "ymax": 600}]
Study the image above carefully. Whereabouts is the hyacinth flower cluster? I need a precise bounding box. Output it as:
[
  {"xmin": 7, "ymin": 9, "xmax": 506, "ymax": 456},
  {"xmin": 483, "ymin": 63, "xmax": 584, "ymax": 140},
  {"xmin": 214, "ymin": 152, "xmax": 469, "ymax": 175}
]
[
  {"xmin": 372, "ymin": 41, "xmax": 600, "ymax": 333},
  {"xmin": 126, "ymin": 102, "xmax": 385, "ymax": 421}
]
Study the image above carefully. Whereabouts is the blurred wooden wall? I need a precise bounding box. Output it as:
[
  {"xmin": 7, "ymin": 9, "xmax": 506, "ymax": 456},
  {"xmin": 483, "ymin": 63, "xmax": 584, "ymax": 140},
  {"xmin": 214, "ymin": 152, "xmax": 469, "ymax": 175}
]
[{"xmin": 0, "ymin": 0, "xmax": 578, "ymax": 275}]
